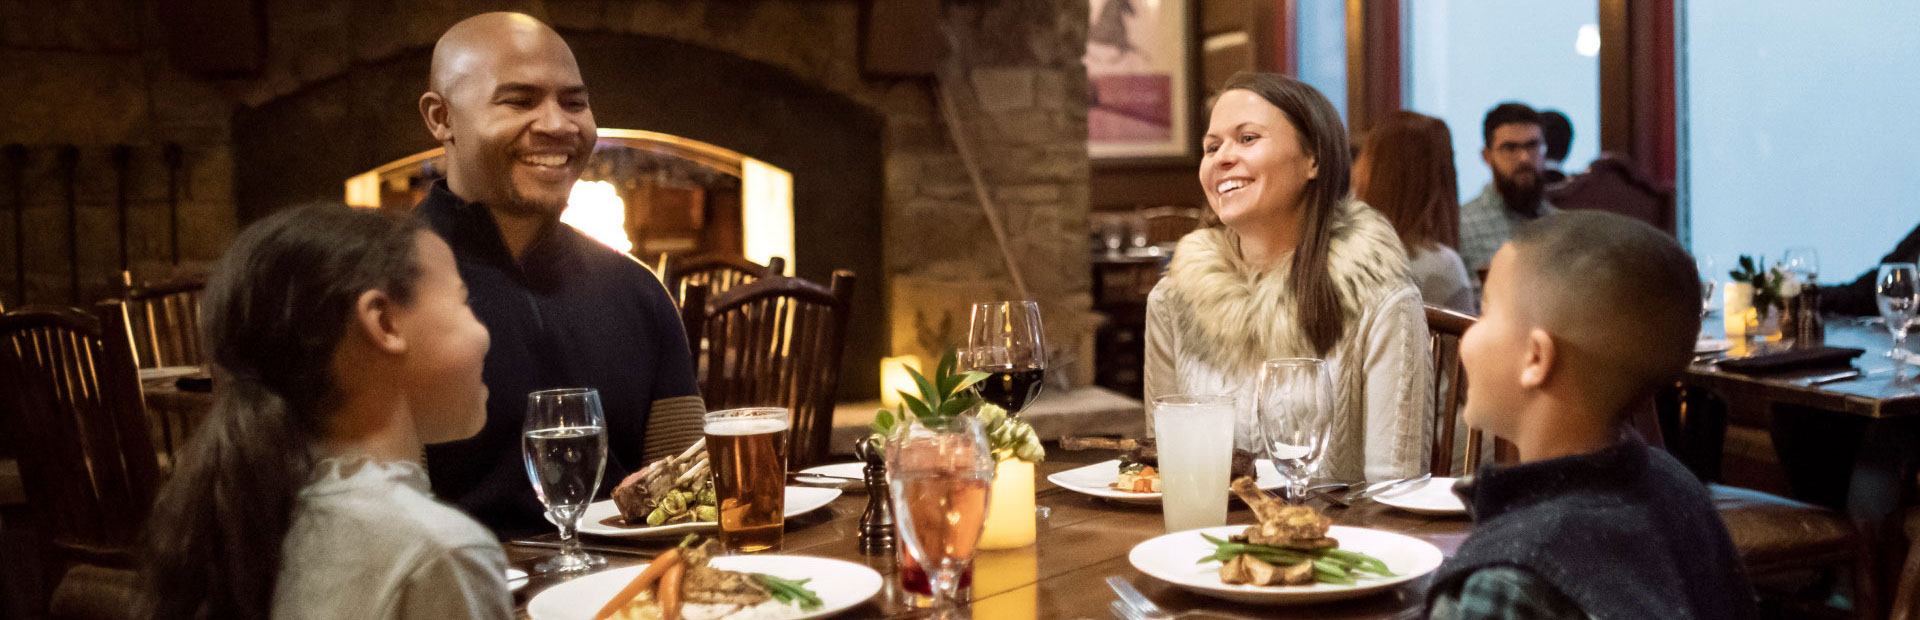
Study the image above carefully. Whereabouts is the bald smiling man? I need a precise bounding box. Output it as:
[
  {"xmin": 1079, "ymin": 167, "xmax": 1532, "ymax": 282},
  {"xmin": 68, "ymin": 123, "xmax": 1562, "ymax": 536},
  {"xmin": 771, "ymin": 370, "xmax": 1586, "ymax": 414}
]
[{"xmin": 415, "ymin": 13, "xmax": 706, "ymax": 536}]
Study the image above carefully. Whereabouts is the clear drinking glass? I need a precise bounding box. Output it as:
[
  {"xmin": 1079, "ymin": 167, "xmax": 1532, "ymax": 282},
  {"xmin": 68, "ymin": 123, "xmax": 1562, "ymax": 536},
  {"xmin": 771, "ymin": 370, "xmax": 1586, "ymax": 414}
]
[
  {"xmin": 1784, "ymin": 247, "xmax": 1821, "ymax": 283},
  {"xmin": 1254, "ymin": 358, "xmax": 1334, "ymax": 504},
  {"xmin": 1877, "ymin": 263, "xmax": 1918, "ymax": 380},
  {"xmin": 1695, "ymin": 255, "xmax": 1719, "ymax": 319},
  {"xmin": 522, "ymin": 388, "xmax": 609, "ymax": 574},
  {"xmin": 888, "ymin": 415, "xmax": 996, "ymax": 619},
  {"xmin": 965, "ymin": 301, "xmax": 1047, "ymax": 416},
  {"xmin": 704, "ymin": 407, "xmax": 791, "ymax": 553},
  {"xmin": 1151, "ymin": 395, "xmax": 1237, "ymax": 532}
]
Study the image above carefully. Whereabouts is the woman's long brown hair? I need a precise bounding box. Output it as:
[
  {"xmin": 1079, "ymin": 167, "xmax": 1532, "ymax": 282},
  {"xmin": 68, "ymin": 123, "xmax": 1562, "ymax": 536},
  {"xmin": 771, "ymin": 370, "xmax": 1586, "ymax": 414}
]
[
  {"xmin": 1358, "ymin": 110, "xmax": 1460, "ymax": 251},
  {"xmin": 1217, "ymin": 72, "xmax": 1352, "ymax": 355},
  {"xmin": 138, "ymin": 203, "xmax": 423, "ymax": 619}
]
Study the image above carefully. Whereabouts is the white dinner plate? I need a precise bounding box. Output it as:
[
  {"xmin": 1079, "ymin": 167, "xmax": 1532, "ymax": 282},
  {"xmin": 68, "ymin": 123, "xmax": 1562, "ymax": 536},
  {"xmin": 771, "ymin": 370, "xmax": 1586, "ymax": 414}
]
[
  {"xmin": 1129, "ymin": 525, "xmax": 1444, "ymax": 605},
  {"xmin": 1696, "ymin": 338, "xmax": 1732, "ymax": 354},
  {"xmin": 794, "ymin": 462, "xmax": 865, "ymax": 488},
  {"xmin": 578, "ymin": 486, "xmax": 841, "ymax": 538},
  {"xmin": 1370, "ymin": 477, "xmax": 1467, "ymax": 516},
  {"xmin": 1046, "ymin": 459, "xmax": 1285, "ymax": 504},
  {"xmin": 505, "ymin": 568, "xmax": 529, "ymax": 592},
  {"xmin": 526, "ymin": 554, "xmax": 882, "ymax": 620}
]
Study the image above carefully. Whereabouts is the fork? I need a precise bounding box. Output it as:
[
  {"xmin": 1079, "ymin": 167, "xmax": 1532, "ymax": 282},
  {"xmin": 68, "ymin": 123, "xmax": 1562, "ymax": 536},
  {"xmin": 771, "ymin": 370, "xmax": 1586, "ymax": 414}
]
[{"xmin": 1105, "ymin": 576, "xmax": 1265, "ymax": 620}]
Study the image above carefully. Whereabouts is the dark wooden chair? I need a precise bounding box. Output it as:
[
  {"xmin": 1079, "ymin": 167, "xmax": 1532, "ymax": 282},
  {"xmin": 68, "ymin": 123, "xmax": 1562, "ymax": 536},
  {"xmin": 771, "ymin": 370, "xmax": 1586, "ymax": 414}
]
[
  {"xmin": 687, "ymin": 271, "xmax": 855, "ymax": 469},
  {"xmin": 1893, "ymin": 474, "xmax": 1920, "ymax": 620},
  {"xmin": 1424, "ymin": 306, "xmax": 1514, "ymax": 476},
  {"xmin": 1547, "ymin": 153, "xmax": 1676, "ymax": 234},
  {"xmin": 663, "ymin": 254, "xmax": 786, "ymax": 305},
  {"xmin": 1137, "ymin": 205, "xmax": 1204, "ymax": 246},
  {"xmin": 0, "ymin": 302, "xmax": 159, "ymax": 570},
  {"xmin": 122, "ymin": 276, "xmax": 205, "ymax": 369}
]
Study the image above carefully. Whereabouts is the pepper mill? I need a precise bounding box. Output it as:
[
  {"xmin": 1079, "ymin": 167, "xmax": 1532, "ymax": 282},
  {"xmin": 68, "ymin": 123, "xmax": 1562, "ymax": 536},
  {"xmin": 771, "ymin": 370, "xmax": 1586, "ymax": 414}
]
[{"xmin": 855, "ymin": 434, "xmax": 895, "ymax": 555}]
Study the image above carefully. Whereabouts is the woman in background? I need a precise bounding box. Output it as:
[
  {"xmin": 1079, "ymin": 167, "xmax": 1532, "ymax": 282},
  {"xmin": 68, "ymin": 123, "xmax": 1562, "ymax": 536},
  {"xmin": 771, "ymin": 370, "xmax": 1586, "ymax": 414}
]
[
  {"xmin": 1355, "ymin": 110, "xmax": 1476, "ymax": 313},
  {"xmin": 1145, "ymin": 72, "xmax": 1432, "ymax": 482},
  {"xmin": 139, "ymin": 203, "xmax": 507, "ymax": 619}
]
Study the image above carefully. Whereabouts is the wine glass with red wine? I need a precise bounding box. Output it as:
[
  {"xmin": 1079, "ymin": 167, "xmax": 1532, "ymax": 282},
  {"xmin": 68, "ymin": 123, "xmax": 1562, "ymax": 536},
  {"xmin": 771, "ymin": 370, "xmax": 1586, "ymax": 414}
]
[{"xmin": 965, "ymin": 301, "xmax": 1048, "ymax": 416}]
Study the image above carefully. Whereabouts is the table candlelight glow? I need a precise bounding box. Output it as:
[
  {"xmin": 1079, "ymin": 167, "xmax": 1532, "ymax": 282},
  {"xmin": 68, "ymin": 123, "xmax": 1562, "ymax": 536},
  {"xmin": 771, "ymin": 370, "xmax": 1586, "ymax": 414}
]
[
  {"xmin": 1724, "ymin": 282, "xmax": 1753, "ymax": 338},
  {"xmin": 979, "ymin": 457, "xmax": 1036, "ymax": 549},
  {"xmin": 880, "ymin": 355, "xmax": 923, "ymax": 410}
]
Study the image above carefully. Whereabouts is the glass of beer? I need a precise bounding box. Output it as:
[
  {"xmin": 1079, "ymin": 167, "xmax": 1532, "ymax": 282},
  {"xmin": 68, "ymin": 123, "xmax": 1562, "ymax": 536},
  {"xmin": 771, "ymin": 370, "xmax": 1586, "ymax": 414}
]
[{"xmin": 704, "ymin": 407, "xmax": 790, "ymax": 552}]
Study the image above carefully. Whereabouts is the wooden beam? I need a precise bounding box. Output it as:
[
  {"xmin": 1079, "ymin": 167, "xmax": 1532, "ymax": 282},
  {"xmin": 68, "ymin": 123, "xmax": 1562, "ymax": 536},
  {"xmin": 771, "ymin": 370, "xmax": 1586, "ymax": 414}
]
[{"xmin": 1599, "ymin": 0, "xmax": 1675, "ymax": 188}]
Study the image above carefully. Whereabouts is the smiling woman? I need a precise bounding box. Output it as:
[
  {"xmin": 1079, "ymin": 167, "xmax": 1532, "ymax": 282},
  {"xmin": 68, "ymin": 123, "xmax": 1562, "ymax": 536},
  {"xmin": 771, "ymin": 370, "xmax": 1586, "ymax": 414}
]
[
  {"xmin": 1145, "ymin": 72, "xmax": 1434, "ymax": 483},
  {"xmin": 341, "ymin": 130, "xmax": 795, "ymax": 270}
]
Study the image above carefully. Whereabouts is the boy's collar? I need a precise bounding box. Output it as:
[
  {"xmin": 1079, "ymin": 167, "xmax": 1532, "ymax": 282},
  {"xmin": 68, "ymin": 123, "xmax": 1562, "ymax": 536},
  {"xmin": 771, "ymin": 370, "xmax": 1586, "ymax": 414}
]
[{"xmin": 1453, "ymin": 431, "xmax": 1649, "ymax": 522}]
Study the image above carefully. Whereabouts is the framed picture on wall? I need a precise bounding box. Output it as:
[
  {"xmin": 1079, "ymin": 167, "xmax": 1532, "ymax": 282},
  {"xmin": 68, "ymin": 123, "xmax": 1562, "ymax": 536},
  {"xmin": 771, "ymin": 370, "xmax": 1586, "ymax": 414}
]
[{"xmin": 1086, "ymin": 0, "xmax": 1196, "ymax": 160}]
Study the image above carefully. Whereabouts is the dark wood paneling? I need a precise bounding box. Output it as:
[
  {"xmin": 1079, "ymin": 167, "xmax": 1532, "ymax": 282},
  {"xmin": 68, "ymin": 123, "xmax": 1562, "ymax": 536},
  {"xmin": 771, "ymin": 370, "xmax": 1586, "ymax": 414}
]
[
  {"xmin": 1599, "ymin": 0, "xmax": 1677, "ymax": 189},
  {"xmin": 1091, "ymin": 162, "xmax": 1205, "ymax": 211}
]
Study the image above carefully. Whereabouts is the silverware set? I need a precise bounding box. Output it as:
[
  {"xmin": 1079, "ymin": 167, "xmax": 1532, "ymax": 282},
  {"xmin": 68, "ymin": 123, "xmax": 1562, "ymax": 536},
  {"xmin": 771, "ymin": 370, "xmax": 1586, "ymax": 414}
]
[{"xmin": 1106, "ymin": 576, "xmax": 1264, "ymax": 620}]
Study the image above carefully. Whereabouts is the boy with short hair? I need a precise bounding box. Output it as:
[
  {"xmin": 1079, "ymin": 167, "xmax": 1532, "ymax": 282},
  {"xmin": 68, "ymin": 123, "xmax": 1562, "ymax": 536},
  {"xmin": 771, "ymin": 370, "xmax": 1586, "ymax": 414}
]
[{"xmin": 1427, "ymin": 211, "xmax": 1757, "ymax": 619}]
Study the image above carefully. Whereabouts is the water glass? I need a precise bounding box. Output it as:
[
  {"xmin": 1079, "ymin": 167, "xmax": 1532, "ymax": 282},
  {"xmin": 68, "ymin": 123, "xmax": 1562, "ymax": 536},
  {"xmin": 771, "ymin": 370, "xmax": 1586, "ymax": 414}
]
[
  {"xmin": 705, "ymin": 407, "xmax": 791, "ymax": 553},
  {"xmin": 1878, "ymin": 263, "xmax": 1918, "ymax": 380},
  {"xmin": 1784, "ymin": 247, "xmax": 1820, "ymax": 283},
  {"xmin": 888, "ymin": 415, "xmax": 996, "ymax": 619},
  {"xmin": 1254, "ymin": 358, "xmax": 1334, "ymax": 504},
  {"xmin": 522, "ymin": 388, "xmax": 609, "ymax": 574},
  {"xmin": 1151, "ymin": 394, "xmax": 1237, "ymax": 532},
  {"xmin": 1695, "ymin": 255, "xmax": 1719, "ymax": 318}
]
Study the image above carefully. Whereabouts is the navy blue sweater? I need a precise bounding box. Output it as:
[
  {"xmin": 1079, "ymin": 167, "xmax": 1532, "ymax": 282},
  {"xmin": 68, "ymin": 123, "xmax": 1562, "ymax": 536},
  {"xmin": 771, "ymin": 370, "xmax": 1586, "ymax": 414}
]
[
  {"xmin": 417, "ymin": 181, "xmax": 701, "ymax": 536},
  {"xmin": 1430, "ymin": 436, "xmax": 1757, "ymax": 620}
]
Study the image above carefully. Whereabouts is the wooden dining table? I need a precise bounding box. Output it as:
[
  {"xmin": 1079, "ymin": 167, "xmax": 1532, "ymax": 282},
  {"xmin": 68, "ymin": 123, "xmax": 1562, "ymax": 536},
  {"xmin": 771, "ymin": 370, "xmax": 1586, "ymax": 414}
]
[
  {"xmin": 1680, "ymin": 316, "xmax": 1919, "ymax": 608},
  {"xmin": 506, "ymin": 450, "xmax": 1469, "ymax": 619}
]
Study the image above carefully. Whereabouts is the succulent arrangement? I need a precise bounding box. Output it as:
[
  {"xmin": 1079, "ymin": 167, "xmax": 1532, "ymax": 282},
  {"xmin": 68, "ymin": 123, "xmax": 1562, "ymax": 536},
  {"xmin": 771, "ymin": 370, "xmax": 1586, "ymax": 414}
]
[{"xmin": 870, "ymin": 349, "xmax": 1045, "ymax": 463}]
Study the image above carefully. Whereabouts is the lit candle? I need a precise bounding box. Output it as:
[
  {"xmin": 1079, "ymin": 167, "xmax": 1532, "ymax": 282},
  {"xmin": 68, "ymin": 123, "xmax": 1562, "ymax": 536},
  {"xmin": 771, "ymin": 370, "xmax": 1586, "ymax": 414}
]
[
  {"xmin": 880, "ymin": 355, "xmax": 923, "ymax": 410},
  {"xmin": 1724, "ymin": 282, "xmax": 1753, "ymax": 338},
  {"xmin": 979, "ymin": 457, "xmax": 1037, "ymax": 549}
]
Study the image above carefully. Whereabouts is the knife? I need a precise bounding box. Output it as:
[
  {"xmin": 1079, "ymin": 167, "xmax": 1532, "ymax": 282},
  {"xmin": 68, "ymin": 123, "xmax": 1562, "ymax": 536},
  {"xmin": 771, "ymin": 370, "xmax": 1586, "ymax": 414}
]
[{"xmin": 1343, "ymin": 473, "xmax": 1433, "ymax": 503}]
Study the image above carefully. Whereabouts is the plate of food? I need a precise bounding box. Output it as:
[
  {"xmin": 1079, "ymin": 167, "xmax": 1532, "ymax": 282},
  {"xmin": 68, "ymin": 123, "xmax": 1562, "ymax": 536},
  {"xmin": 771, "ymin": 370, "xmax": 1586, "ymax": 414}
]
[
  {"xmin": 1369, "ymin": 477, "xmax": 1466, "ymax": 516},
  {"xmin": 1127, "ymin": 478, "xmax": 1443, "ymax": 605},
  {"xmin": 578, "ymin": 439, "xmax": 841, "ymax": 538},
  {"xmin": 1046, "ymin": 439, "xmax": 1283, "ymax": 503},
  {"xmin": 526, "ymin": 538, "xmax": 883, "ymax": 620}
]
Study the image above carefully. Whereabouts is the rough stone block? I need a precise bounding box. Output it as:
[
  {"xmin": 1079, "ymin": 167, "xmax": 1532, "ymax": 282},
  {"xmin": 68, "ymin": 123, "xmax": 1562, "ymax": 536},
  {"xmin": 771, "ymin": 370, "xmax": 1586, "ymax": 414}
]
[
  {"xmin": 970, "ymin": 67, "xmax": 1036, "ymax": 112},
  {"xmin": 0, "ymin": 50, "xmax": 148, "ymax": 144}
]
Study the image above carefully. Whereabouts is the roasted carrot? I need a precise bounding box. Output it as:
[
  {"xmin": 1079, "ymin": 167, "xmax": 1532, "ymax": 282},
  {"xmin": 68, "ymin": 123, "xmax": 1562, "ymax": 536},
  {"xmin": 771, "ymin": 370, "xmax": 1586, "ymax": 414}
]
[
  {"xmin": 589, "ymin": 548, "xmax": 683, "ymax": 620},
  {"xmin": 658, "ymin": 562, "xmax": 687, "ymax": 620}
]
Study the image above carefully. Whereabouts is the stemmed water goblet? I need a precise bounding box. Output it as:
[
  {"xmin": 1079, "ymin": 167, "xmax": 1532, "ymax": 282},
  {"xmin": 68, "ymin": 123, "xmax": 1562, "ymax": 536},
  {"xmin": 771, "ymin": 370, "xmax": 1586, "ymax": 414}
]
[
  {"xmin": 1254, "ymin": 358, "xmax": 1334, "ymax": 504},
  {"xmin": 522, "ymin": 388, "xmax": 609, "ymax": 574}
]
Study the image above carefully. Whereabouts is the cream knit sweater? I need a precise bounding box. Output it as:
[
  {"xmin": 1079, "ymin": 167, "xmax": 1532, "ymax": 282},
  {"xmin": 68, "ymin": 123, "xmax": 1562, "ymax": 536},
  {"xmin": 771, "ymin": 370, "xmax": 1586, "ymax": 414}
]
[{"xmin": 1144, "ymin": 200, "xmax": 1434, "ymax": 482}]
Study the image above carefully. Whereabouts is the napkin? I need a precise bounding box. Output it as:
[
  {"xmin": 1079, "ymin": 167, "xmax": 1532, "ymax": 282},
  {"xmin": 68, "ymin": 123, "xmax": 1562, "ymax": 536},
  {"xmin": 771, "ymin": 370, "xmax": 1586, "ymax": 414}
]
[{"xmin": 1716, "ymin": 346, "xmax": 1865, "ymax": 374}]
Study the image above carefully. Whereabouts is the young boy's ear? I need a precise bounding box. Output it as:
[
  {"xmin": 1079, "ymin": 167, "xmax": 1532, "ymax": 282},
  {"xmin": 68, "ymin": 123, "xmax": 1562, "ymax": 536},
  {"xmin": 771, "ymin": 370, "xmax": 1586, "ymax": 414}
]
[
  {"xmin": 352, "ymin": 290, "xmax": 408, "ymax": 355},
  {"xmin": 1519, "ymin": 328, "xmax": 1556, "ymax": 389}
]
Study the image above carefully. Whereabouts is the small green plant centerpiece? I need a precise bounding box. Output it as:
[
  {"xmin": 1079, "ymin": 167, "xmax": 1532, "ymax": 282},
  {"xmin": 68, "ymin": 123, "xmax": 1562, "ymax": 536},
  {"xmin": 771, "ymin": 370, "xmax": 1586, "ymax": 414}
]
[
  {"xmin": 868, "ymin": 350, "xmax": 1044, "ymax": 463},
  {"xmin": 871, "ymin": 349, "xmax": 1045, "ymax": 549},
  {"xmin": 1729, "ymin": 254, "xmax": 1788, "ymax": 313}
]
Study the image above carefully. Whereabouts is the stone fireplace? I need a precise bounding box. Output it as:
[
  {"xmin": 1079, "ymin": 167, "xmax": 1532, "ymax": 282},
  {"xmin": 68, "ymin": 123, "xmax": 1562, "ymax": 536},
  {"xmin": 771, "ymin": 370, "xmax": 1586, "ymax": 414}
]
[{"xmin": 0, "ymin": 0, "xmax": 1094, "ymax": 401}]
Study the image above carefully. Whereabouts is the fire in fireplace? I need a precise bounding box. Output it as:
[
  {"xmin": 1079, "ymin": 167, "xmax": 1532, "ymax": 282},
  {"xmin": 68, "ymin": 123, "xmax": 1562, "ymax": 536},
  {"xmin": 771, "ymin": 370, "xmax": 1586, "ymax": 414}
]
[{"xmin": 342, "ymin": 129, "xmax": 794, "ymax": 268}]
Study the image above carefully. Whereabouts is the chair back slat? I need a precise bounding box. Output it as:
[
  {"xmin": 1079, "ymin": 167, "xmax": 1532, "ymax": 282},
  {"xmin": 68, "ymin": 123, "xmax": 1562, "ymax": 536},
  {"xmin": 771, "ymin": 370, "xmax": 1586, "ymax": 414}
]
[
  {"xmin": 696, "ymin": 271, "xmax": 854, "ymax": 469},
  {"xmin": 124, "ymin": 277, "xmax": 205, "ymax": 369},
  {"xmin": 667, "ymin": 254, "xmax": 786, "ymax": 305},
  {"xmin": 0, "ymin": 302, "xmax": 159, "ymax": 566},
  {"xmin": 1425, "ymin": 305, "xmax": 1516, "ymax": 476}
]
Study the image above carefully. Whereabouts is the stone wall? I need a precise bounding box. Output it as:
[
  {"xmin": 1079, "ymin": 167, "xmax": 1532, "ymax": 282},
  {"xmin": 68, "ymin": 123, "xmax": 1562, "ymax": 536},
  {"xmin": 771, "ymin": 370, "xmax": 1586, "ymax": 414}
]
[{"xmin": 0, "ymin": 0, "xmax": 1094, "ymax": 392}]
